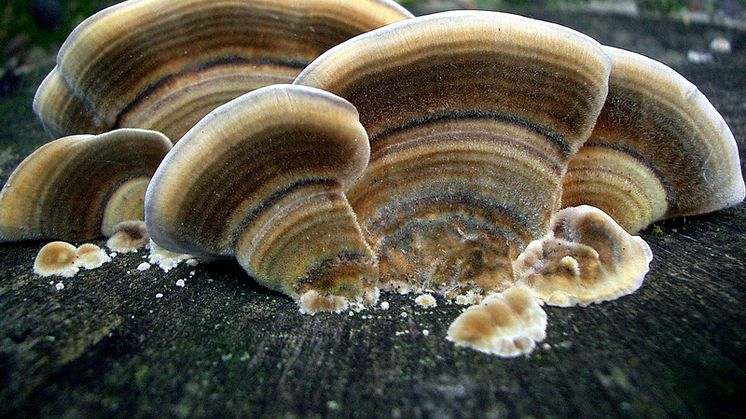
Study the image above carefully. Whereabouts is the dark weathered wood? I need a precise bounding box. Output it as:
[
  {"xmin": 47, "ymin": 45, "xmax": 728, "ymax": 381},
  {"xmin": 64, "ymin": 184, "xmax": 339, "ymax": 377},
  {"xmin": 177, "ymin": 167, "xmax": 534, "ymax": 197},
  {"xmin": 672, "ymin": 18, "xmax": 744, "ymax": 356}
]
[{"xmin": 1, "ymin": 10, "xmax": 745, "ymax": 418}]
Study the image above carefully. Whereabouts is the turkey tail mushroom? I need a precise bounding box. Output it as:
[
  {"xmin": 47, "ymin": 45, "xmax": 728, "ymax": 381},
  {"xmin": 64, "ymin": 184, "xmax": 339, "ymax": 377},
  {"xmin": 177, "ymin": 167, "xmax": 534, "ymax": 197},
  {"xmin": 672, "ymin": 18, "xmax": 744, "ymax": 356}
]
[
  {"xmin": 562, "ymin": 47, "xmax": 745, "ymax": 233},
  {"xmin": 33, "ymin": 0, "xmax": 412, "ymax": 141},
  {"xmin": 294, "ymin": 11, "xmax": 612, "ymax": 298},
  {"xmin": 0, "ymin": 129, "xmax": 171, "ymax": 242},
  {"xmin": 144, "ymin": 85, "xmax": 377, "ymax": 314}
]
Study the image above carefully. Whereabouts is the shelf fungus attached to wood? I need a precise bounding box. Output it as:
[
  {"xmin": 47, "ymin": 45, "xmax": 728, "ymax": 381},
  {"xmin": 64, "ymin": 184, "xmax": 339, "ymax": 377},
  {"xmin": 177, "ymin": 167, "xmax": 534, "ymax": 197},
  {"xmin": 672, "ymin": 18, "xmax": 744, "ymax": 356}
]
[
  {"xmin": 513, "ymin": 205, "xmax": 653, "ymax": 307},
  {"xmin": 447, "ymin": 286, "xmax": 547, "ymax": 357},
  {"xmin": 0, "ymin": 129, "xmax": 172, "ymax": 242},
  {"xmin": 144, "ymin": 85, "xmax": 378, "ymax": 314},
  {"xmin": 562, "ymin": 47, "xmax": 745, "ymax": 234},
  {"xmin": 33, "ymin": 0, "xmax": 413, "ymax": 141},
  {"xmin": 294, "ymin": 11, "xmax": 612, "ymax": 299}
]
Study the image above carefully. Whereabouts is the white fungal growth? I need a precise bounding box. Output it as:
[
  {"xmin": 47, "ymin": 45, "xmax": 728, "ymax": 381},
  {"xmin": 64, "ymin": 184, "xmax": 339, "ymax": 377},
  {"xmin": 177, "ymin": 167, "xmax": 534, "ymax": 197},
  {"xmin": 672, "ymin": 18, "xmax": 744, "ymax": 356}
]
[
  {"xmin": 414, "ymin": 294, "xmax": 437, "ymax": 308},
  {"xmin": 147, "ymin": 240, "xmax": 192, "ymax": 272}
]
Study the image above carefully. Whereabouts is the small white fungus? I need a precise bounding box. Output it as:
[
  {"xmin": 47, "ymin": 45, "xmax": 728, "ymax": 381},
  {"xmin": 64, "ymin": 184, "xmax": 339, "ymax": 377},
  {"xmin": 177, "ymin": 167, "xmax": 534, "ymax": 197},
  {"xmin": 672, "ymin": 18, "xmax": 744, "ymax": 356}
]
[
  {"xmin": 136, "ymin": 262, "xmax": 151, "ymax": 271},
  {"xmin": 155, "ymin": 293, "xmax": 164, "ymax": 299},
  {"xmin": 175, "ymin": 279, "xmax": 186, "ymax": 287},
  {"xmin": 55, "ymin": 282, "xmax": 65, "ymax": 290},
  {"xmin": 380, "ymin": 301, "xmax": 390, "ymax": 310},
  {"xmin": 414, "ymin": 294, "xmax": 437, "ymax": 308}
]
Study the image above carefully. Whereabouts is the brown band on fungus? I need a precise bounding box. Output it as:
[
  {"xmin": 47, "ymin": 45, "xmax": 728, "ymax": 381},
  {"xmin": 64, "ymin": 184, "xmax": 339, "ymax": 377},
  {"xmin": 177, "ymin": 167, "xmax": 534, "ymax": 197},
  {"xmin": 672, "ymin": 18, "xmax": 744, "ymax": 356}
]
[
  {"xmin": 562, "ymin": 46, "xmax": 745, "ymax": 233},
  {"xmin": 145, "ymin": 85, "xmax": 377, "ymax": 313},
  {"xmin": 295, "ymin": 11, "xmax": 611, "ymax": 298},
  {"xmin": 34, "ymin": 0, "xmax": 412, "ymax": 141},
  {"xmin": 0, "ymin": 129, "xmax": 171, "ymax": 242}
]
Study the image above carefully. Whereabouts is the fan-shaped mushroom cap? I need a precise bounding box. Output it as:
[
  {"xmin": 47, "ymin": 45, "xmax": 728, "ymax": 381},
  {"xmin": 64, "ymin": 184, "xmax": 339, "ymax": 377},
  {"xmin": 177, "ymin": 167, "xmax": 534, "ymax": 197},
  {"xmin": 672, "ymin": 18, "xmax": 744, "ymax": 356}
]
[
  {"xmin": 294, "ymin": 11, "xmax": 612, "ymax": 297},
  {"xmin": 33, "ymin": 0, "xmax": 412, "ymax": 141},
  {"xmin": 447, "ymin": 286, "xmax": 547, "ymax": 357},
  {"xmin": 513, "ymin": 205, "xmax": 653, "ymax": 307},
  {"xmin": 0, "ymin": 129, "xmax": 171, "ymax": 242},
  {"xmin": 145, "ymin": 85, "xmax": 377, "ymax": 312},
  {"xmin": 34, "ymin": 241, "xmax": 79, "ymax": 277},
  {"xmin": 562, "ymin": 47, "xmax": 745, "ymax": 233}
]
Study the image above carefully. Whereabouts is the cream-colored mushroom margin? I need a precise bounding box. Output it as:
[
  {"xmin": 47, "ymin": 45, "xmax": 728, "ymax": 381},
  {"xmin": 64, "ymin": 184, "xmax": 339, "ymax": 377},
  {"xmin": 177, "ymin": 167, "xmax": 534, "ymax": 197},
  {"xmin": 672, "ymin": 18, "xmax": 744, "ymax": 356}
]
[
  {"xmin": 562, "ymin": 47, "xmax": 745, "ymax": 233},
  {"xmin": 0, "ymin": 129, "xmax": 171, "ymax": 242},
  {"xmin": 144, "ymin": 85, "xmax": 377, "ymax": 314},
  {"xmin": 33, "ymin": 0, "xmax": 413, "ymax": 141},
  {"xmin": 513, "ymin": 205, "xmax": 653, "ymax": 307},
  {"xmin": 294, "ymin": 11, "xmax": 612, "ymax": 299},
  {"xmin": 447, "ymin": 287, "xmax": 547, "ymax": 357}
]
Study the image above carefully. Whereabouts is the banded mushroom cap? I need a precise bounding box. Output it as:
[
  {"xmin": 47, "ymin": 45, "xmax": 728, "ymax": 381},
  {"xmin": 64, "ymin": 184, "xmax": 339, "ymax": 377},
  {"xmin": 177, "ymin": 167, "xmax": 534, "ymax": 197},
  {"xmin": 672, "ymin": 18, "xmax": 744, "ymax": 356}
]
[
  {"xmin": 33, "ymin": 0, "xmax": 412, "ymax": 141},
  {"xmin": 144, "ymin": 85, "xmax": 377, "ymax": 312},
  {"xmin": 513, "ymin": 205, "xmax": 653, "ymax": 307},
  {"xmin": 294, "ymin": 11, "xmax": 612, "ymax": 297},
  {"xmin": 0, "ymin": 129, "xmax": 172, "ymax": 242},
  {"xmin": 562, "ymin": 47, "xmax": 745, "ymax": 234},
  {"xmin": 446, "ymin": 286, "xmax": 547, "ymax": 357}
]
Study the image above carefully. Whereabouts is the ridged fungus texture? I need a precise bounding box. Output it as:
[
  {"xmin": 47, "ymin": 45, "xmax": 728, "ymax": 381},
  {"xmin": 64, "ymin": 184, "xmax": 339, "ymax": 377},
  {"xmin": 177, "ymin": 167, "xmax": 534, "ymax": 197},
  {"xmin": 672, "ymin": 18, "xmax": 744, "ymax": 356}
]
[
  {"xmin": 145, "ymin": 85, "xmax": 378, "ymax": 313},
  {"xmin": 0, "ymin": 129, "xmax": 172, "ymax": 242},
  {"xmin": 447, "ymin": 287, "xmax": 547, "ymax": 357},
  {"xmin": 562, "ymin": 47, "xmax": 745, "ymax": 233},
  {"xmin": 33, "ymin": 0, "xmax": 412, "ymax": 141},
  {"xmin": 295, "ymin": 11, "xmax": 612, "ymax": 298},
  {"xmin": 513, "ymin": 205, "xmax": 653, "ymax": 307}
]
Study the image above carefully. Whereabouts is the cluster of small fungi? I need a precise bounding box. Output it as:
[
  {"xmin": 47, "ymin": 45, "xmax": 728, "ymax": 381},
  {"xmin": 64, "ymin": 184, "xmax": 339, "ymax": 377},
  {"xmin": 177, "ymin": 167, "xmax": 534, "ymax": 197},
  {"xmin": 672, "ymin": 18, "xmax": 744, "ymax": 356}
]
[{"xmin": 1, "ymin": 0, "xmax": 743, "ymax": 357}]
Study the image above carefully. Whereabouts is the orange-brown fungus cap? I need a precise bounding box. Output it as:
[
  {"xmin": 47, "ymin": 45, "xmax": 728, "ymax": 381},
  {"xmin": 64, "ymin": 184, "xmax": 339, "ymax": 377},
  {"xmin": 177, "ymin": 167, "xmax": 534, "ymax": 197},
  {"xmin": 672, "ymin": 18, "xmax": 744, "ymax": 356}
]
[
  {"xmin": 145, "ymin": 85, "xmax": 377, "ymax": 313},
  {"xmin": 0, "ymin": 129, "xmax": 171, "ymax": 242},
  {"xmin": 106, "ymin": 220, "xmax": 150, "ymax": 253},
  {"xmin": 33, "ymin": 0, "xmax": 412, "ymax": 141},
  {"xmin": 34, "ymin": 241, "xmax": 79, "ymax": 277},
  {"xmin": 513, "ymin": 205, "xmax": 653, "ymax": 307},
  {"xmin": 295, "ymin": 11, "xmax": 611, "ymax": 298},
  {"xmin": 75, "ymin": 243, "xmax": 111, "ymax": 269},
  {"xmin": 562, "ymin": 47, "xmax": 745, "ymax": 233}
]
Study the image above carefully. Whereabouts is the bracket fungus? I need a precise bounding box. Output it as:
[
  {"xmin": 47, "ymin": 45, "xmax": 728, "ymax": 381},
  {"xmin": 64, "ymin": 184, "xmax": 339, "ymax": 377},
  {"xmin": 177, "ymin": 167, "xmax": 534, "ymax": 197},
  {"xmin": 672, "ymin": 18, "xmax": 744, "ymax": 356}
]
[
  {"xmin": 447, "ymin": 286, "xmax": 547, "ymax": 357},
  {"xmin": 33, "ymin": 0, "xmax": 412, "ymax": 141},
  {"xmin": 0, "ymin": 129, "xmax": 171, "ymax": 242},
  {"xmin": 513, "ymin": 205, "xmax": 653, "ymax": 307},
  {"xmin": 145, "ymin": 85, "xmax": 377, "ymax": 313},
  {"xmin": 561, "ymin": 47, "xmax": 745, "ymax": 233},
  {"xmin": 294, "ymin": 11, "xmax": 612, "ymax": 298}
]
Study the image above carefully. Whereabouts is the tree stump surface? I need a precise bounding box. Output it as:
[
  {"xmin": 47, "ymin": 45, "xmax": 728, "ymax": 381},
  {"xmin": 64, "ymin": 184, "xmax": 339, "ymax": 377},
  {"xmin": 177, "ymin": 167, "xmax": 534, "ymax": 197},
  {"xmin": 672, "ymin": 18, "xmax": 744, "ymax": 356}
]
[{"xmin": 1, "ymin": 10, "xmax": 745, "ymax": 418}]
